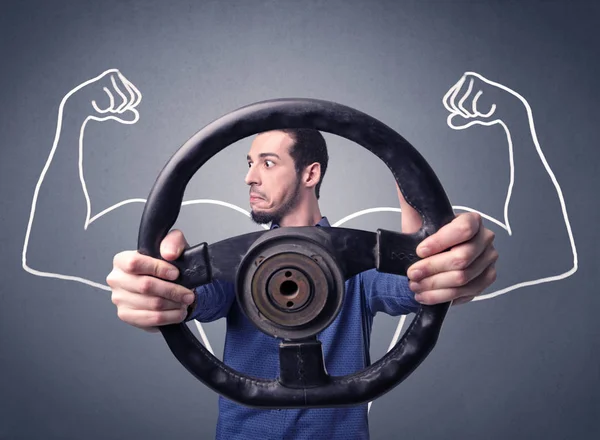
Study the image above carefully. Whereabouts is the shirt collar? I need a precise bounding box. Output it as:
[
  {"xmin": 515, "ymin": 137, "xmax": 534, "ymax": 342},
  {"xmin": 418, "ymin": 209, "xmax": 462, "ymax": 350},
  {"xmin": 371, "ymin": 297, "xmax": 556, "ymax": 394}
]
[{"xmin": 270, "ymin": 216, "xmax": 331, "ymax": 230}]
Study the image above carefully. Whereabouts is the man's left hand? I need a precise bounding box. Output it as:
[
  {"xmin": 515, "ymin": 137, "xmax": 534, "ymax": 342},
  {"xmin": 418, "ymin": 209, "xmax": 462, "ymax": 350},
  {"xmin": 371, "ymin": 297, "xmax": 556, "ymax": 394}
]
[{"xmin": 407, "ymin": 212, "xmax": 498, "ymax": 306}]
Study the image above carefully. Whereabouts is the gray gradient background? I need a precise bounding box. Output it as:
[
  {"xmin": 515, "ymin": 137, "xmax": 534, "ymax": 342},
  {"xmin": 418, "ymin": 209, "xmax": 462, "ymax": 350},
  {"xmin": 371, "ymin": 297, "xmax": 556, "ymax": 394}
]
[{"xmin": 1, "ymin": 0, "xmax": 599, "ymax": 439}]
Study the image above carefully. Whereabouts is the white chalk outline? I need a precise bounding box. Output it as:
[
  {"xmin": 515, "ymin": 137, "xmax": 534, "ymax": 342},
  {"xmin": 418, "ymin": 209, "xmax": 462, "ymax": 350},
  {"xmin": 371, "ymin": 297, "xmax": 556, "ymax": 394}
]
[
  {"xmin": 20, "ymin": 69, "xmax": 269, "ymax": 355},
  {"xmin": 361, "ymin": 71, "xmax": 578, "ymax": 412},
  {"xmin": 22, "ymin": 69, "xmax": 578, "ymax": 415}
]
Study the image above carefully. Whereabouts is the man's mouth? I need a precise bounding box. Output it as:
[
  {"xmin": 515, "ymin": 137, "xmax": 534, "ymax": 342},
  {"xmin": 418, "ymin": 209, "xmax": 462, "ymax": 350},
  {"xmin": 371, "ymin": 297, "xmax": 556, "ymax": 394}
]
[{"xmin": 250, "ymin": 190, "xmax": 265, "ymax": 200}]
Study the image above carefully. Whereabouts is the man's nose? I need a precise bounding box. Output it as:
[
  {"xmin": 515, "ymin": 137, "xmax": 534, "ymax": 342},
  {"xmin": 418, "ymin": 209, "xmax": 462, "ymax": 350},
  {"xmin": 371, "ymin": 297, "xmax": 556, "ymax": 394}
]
[{"xmin": 244, "ymin": 165, "xmax": 260, "ymax": 186}]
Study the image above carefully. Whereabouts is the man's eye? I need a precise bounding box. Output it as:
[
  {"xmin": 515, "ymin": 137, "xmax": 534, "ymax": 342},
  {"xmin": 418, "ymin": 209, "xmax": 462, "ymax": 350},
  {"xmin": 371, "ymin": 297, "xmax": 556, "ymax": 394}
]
[
  {"xmin": 265, "ymin": 160, "xmax": 274, "ymax": 168},
  {"xmin": 247, "ymin": 162, "xmax": 252, "ymax": 168}
]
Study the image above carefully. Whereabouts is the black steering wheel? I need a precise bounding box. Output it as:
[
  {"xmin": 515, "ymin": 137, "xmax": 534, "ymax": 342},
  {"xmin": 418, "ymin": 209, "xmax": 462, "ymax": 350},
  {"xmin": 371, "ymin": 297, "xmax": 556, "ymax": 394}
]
[{"xmin": 137, "ymin": 98, "xmax": 455, "ymax": 409}]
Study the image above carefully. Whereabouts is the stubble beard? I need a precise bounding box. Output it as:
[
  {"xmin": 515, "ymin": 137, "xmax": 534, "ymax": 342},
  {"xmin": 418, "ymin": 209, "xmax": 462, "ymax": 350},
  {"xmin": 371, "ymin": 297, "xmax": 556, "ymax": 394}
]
[{"xmin": 250, "ymin": 177, "xmax": 302, "ymax": 226}]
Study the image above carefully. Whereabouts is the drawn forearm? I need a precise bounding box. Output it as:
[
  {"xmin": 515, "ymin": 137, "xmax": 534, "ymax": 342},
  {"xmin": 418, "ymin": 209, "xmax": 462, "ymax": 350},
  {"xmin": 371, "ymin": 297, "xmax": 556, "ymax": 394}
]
[
  {"xmin": 472, "ymin": 108, "xmax": 576, "ymax": 298},
  {"xmin": 495, "ymin": 107, "xmax": 571, "ymax": 239}
]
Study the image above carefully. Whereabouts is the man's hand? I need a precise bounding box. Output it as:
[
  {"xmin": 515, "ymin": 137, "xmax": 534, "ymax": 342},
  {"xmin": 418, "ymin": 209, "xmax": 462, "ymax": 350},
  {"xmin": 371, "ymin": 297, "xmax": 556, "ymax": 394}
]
[
  {"xmin": 107, "ymin": 230, "xmax": 196, "ymax": 332},
  {"xmin": 407, "ymin": 213, "xmax": 498, "ymax": 306}
]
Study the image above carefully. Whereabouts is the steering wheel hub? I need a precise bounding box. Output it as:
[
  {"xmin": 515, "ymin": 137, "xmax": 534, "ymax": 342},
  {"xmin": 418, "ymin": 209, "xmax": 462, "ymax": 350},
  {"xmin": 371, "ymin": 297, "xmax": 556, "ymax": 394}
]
[
  {"xmin": 263, "ymin": 257, "xmax": 315, "ymax": 313},
  {"xmin": 238, "ymin": 227, "xmax": 345, "ymax": 340}
]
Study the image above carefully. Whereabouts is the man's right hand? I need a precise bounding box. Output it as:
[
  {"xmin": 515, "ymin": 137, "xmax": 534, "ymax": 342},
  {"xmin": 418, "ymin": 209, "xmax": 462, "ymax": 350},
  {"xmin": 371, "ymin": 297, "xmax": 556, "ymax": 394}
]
[{"xmin": 107, "ymin": 230, "xmax": 196, "ymax": 333}]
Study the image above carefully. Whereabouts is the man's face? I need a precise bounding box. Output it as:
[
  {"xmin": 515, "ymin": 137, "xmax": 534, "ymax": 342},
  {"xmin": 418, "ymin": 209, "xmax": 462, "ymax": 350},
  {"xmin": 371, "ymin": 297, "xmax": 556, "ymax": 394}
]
[{"xmin": 245, "ymin": 131, "xmax": 301, "ymax": 225}]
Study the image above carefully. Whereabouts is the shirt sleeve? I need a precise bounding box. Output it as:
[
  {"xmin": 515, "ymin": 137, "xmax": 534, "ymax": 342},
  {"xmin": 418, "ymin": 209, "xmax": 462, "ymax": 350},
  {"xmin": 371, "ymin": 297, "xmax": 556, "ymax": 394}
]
[
  {"xmin": 186, "ymin": 279, "xmax": 236, "ymax": 323},
  {"xmin": 361, "ymin": 269, "xmax": 421, "ymax": 317}
]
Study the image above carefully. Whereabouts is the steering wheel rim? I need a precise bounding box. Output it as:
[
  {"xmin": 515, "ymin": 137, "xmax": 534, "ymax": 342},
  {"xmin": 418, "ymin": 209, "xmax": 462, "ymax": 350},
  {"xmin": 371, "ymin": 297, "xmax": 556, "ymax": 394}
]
[{"xmin": 137, "ymin": 98, "xmax": 455, "ymax": 408}]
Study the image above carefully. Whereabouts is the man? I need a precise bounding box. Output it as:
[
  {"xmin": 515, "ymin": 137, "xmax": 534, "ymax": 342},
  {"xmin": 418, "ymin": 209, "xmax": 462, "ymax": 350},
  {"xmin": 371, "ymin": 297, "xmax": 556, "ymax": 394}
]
[{"xmin": 107, "ymin": 129, "xmax": 498, "ymax": 439}]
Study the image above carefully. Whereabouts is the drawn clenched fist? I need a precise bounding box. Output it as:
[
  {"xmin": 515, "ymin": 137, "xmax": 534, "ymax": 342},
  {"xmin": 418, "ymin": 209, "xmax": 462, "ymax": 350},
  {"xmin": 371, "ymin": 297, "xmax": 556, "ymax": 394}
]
[
  {"xmin": 443, "ymin": 72, "xmax": 523, "ymax": 130},
  {"xmin": 67, "ymin": 68, "xmax": 142, "ymax": 124}
]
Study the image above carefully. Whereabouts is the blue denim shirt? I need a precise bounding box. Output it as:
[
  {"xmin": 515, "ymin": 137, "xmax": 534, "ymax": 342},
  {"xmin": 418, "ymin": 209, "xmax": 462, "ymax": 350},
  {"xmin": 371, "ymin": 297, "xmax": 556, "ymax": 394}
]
[{"xmin": 190, "ymin": 217, "xmax": 419, "ymax": 439}]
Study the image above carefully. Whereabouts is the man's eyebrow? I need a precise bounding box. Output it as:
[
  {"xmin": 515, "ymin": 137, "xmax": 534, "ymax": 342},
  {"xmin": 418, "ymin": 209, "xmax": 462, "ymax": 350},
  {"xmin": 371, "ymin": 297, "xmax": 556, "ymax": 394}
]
[{"xmin": 247, "ymin": 152, "xmax": 281, "ymax": 161}]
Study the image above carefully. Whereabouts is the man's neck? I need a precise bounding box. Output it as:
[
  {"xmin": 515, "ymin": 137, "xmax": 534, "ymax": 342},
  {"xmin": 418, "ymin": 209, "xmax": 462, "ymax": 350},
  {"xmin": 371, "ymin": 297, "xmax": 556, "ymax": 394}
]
[
  {"xmin": 277, "ymin": 198, "xmax": 322, "ymax": 227},
  {"xmin": 277, "ymin": 211, "xmax": 322, "ymax": 227}
]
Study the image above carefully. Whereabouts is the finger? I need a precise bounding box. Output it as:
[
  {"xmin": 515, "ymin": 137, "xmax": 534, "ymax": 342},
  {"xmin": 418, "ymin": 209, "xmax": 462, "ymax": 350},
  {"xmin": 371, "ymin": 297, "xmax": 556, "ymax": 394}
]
[
  {"xmin": 112, "ymin": 251, "xmax": 180, "ymax": 280},
  {"xmin": 160, "ymin": 229, "xmax": 190, "ymax": 261},
  {"xmin": 110, "ymin": 74, "xmax": 129, "ymax": 112},
  {"xmin": 414, "ymin": 262, "xmax": 497, "ymax": 305},
  {"xmin": 91, "ymin": 87, "xmax": 115, "ymax": 114},
  {"xmin": 103, "ymin": 87, "xmax": 116, "ymax": 111},
  {"xmin": 415, "ymin": 213, "xmax": 483, "ymax": 259},
  {"xmin": 457, "ymin": 78, "xmax": 477, "ymax": 117},
  {"xmin": 442, "ymin": 75, "xmax": 467, "ymax": 114},
  {"xmin": 448, "ymin": 76, "xmax": 470, "ymax": 117},
  {"xmin": 119, "ymin": 72, "xmax": 142, "ymax": 108},
  {"xmin": 108, "ymin": 71, "xmax": 140, "ymax": 123},
  {"xmin": 472, "ymin": 90, "xmax": 484, "ymax": 117},
  {"xmin": 473, "ymin": 91, "xmax": 496, "ymax": 119},
  {"xmin": 91, "ymin": 100, "xmax": 108, "ymax": 114},
  {"xmin": 111, "ymin": 286, "xmax": 184, "ymax": 311},
  {"xmin": 451, "ymin": 76, "xmax": 476, "ymax": 117},
  {"xmin": 409, "ymin": 223, "xmax": 495, "ymax": 281},
  {"xmin": 117, "ymin": 306, "xmax": 189, "ymax": 328},
  {"xmin": 109, "ymin": 270, "xmax": 196, "ymax": 305},
  {"xmin": 116, "ymin": 72, "xmax": 137, "ymax": 110},
  {"xmin": 409, "ymin": 243, "xmax": 498, "ymax": 292},
  {"xmin": 442, "ymin": 81, "xmax": 462, "ymax": 113}
]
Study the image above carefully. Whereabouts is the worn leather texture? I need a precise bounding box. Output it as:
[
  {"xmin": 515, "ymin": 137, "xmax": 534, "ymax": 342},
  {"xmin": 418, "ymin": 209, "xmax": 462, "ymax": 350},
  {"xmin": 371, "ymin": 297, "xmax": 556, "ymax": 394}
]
[{"xmin": 137, "ymin": 98, "xmax": 455, "ymax": 408}]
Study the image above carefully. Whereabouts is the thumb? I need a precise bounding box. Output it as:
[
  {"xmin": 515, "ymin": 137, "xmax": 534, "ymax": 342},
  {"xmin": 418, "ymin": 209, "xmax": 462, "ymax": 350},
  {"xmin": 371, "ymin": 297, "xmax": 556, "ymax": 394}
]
[
  {"xmin": 114, "ymin": 108, "xmax": 140, "ymax": 125},
  {"xmin": 446, "ymin": 111, "xmax": 472, "ymax": 130},
  {"xmin": 446, "ymin": 111, "xmax": 498, "ymax": 130},
  {"xmin": 160, "ymin": 229, "xmax": 189, "ymax": 261}
]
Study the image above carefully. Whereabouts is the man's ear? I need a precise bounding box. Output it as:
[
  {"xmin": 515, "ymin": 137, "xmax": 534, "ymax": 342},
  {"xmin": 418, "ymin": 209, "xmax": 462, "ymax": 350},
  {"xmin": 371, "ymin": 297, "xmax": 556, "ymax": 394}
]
[{"xmin": 303, "ymin": 162, "xmax": 321, "ymax": 189}]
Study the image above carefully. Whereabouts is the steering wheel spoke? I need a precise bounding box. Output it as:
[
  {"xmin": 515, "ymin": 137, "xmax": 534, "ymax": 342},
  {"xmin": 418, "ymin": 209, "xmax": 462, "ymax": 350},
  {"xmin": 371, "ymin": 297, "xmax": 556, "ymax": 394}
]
[
  {"xmin": 314, "ymin": 227, "xmax": 426, "ymax": 280},
  {"xmin": 278, "ymin": 337, "xmax": 330, "ymax": 389},
  {"xmin": 207, "ymin": 230, "xmax": 267, "ymax": 283},
  {"xmin": 167, "ymin": 242, "xmax": 211, "ymax": 288},
  {"xmin": 167, "ymin": 231, "xmax": 267, "ymax": 287},
  {"xmin": 376, "ymin": 228, "xmax": 425, "ymax": 276}
]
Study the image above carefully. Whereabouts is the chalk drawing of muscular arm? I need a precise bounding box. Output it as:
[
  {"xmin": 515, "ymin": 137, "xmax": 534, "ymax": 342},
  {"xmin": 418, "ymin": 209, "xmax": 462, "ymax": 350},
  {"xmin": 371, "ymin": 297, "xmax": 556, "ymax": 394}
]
[
  {"xmin": 337, "ymin": 71, "xmax": 577, "ymax": 296},
  {"xmin": 21, "ymin": 68, "xmax": 267, "ymax": 352},
  {"xmin": 23, "ymin": 69, "xmax": 577, "ymax": 380},
  {"xmin": 344, "ymin": 72, "xmax": 579, "ymax": 414}
]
